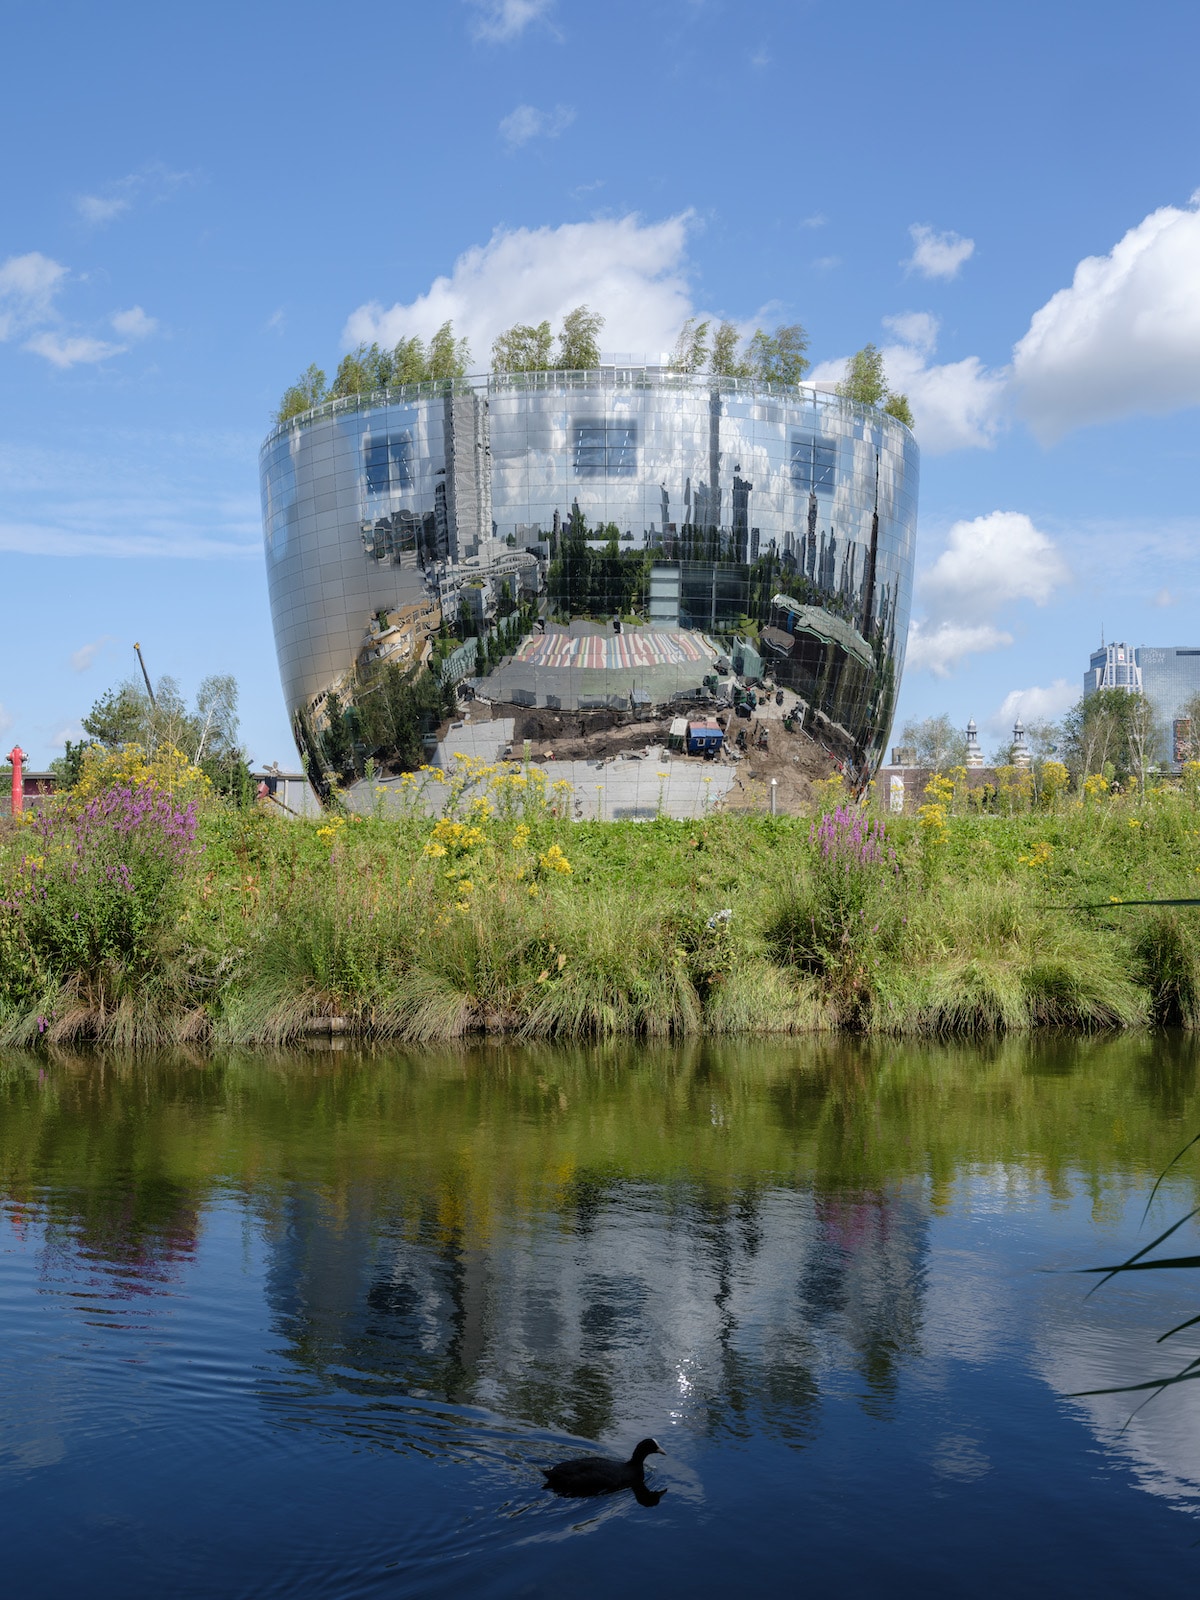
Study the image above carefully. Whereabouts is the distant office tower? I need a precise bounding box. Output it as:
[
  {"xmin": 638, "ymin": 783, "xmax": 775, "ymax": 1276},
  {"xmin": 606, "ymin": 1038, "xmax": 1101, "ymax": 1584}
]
[
  {"xmin": 1084, "ymin": 640, "xmax": 1141, "ymax": 696},
  {"xmin": 1136, "ymin": 646, "xmax": 1200, "ymax": 770}
]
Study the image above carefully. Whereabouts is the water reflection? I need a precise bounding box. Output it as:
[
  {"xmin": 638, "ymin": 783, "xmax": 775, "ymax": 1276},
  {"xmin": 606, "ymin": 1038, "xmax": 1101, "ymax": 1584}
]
[{"xmin": 3, "ymin": 1037, "xmax": 1200, "ymax": 1595}]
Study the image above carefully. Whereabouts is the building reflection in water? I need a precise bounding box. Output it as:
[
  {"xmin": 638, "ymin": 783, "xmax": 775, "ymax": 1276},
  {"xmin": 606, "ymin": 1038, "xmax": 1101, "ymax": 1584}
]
[{"xmin": 260, "ymin": 1171, "xmax": 929, "ymax": 1448}]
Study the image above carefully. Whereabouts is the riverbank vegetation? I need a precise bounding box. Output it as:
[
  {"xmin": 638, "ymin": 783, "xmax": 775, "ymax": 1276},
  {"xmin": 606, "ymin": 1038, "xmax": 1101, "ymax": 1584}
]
[{"xmin": 6, "ymin": 739, "xmax": 1200, "ymax": 1050}]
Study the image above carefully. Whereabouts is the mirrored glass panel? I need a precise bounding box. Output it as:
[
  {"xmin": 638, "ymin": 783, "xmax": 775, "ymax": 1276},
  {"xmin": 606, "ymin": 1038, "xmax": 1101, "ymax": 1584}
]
[{"xmin": 260, "ymin": 371, "xmax": 919, "ymax": 794}]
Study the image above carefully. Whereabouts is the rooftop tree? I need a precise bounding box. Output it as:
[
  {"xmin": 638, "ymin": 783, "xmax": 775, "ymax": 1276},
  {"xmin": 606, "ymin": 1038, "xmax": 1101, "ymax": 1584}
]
[
  {"xmin": 491, "ymin": 319, "xmax": 555, "ymax": 373},
  {"xmin": 275, "ymin": 322, "xmax": 469, "ymax": 420},
  {"xmin": 837, "ymin": 342, "xmax": 914, "ymax": 427},
  {"xmin": 747, "ymin": 323, "xmax": 810, "ymax": 385},
  {"xmin": 274, "ymin": 364, "xmax": 327, "ymax": 423},
  {"xmin": 556, "ymin": 304, "xmax": 603, "ymax": 368}
]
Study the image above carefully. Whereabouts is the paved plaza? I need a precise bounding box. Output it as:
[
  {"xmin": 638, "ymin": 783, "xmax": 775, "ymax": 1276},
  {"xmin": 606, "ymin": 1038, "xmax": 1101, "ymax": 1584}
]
[{"xmin": 478, "ymin": 622, "xmax": 721, "ymax": 711}]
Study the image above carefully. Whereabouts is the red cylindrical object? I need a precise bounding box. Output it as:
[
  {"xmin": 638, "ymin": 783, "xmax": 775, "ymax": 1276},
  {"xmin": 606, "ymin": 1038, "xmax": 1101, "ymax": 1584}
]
[{"xmin": 8, "ymin": 747, "xmax": 25, "ymax": 815}]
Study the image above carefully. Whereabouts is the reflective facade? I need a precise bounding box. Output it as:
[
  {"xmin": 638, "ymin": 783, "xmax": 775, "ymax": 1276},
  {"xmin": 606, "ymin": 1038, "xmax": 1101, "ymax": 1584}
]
[
  {"xmin": 260, "ymin": 369, "xmax": 919, "ymax": 781},
  {"xmin": 1136, "ymin": 646, "xmax": 1200, "ymax": 769}
]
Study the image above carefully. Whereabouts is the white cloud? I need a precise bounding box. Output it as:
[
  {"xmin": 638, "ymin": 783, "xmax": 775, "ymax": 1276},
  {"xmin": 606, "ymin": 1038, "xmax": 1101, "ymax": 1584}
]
[
  {"xmin": 109, "ymin": 306, "xmax": 157, "ymax": 340},
  {"xmin": 344, "ymin": 212, "xmax": 696, "ymax": 368},
  {"xmin": 923, "ymin": 511, "xmax": 1069, "ymax": 618},
  {"xmin": 1012, "ymin": 195, "xmax": 1200, "ymax": 439},
  {"xmin": 749, "ymin": 46, "xmax": 770, "ymax": 68},
  {"xmin": 905, "ymin": 511, "xmax": 1070, "ymax": 678},
  {"xmin": 0, "ymin": 253, "xmax": 68, "ymax": 340},
  {"xmin": 70, "ymin": 635, "xmax": 115, "ymax": 672},
  {"xmin": 906, "ymin": 620, "xmax": 1014, "ymax": 677},
  {"xmin": 801, "ymin": 214, "xmax": 826, "ymax": 229},
  {"xmin": 77, "ymin": 193, "xmax": 131, "ymax": 225},
  {"xmin": 499, "ymin": 102, "xmax": 574, "ymax": 148},
  {"xmin": 987, "ymin": 680, "xmax": 1077, "ymax": 735},
  {"xmin": 811, "ymin": 316, "xmax": 1006, "ymax": 454},
  {"xmin": 0, "ymin": 702, "xmax": 13, "ymax": 735},
  {"xmin": 882, "ymin": 310, "xmax": 939, "ymax": 355},
  {"xmin": 51, "ymin": 722, "xmax": 85, "ymax": 748},
  {"xmin": 1, "ymin": 254, "xmax": 147, "ymax": 368},
  {"xmin": 1152, "ymin": 586, "xmax": 1176, "ymax": 607},
  {"xmin": 264, "ymin": 307, "xmax": 286, "ymax": 334},
  {"xmin": 0, "ymin": 433, "xmax": 261, "ymax": 560},
  {"xmin": 888, "ymin": 346, "xmax": 1007, "ymax": 453},
  {"xmin": 467, "ymin": 0, "xmax": 555, "ymax": 41},
  {"xmin": 810, "ymin": 255, "xmax": 840, "ymax": 271},
  {"xmin": 23, "ymin": 331, "xmax": 125, "ymax": 368},
  {"xmin": 74, "ymin": 163, "xmax": 196, "ymax": 227},
  {"xmin": 0, "ymin": 521, "xmax": 256, "ymax": 560},
  {"xmin": 906, "ymin": 224, "xmax": 975, "ymax": 281}
]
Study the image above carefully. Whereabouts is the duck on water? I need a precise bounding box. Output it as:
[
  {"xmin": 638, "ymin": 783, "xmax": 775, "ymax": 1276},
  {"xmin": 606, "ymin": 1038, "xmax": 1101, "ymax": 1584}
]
[{"xmin": 542, "ymin": 1438, "xmax": 665, "ymax": 1499}]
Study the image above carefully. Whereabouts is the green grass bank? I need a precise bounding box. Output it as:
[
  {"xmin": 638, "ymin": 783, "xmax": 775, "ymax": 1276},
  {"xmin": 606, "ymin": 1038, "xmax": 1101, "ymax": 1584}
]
[{"xmin": 5, "ymin": 750, "xmax": 1200, "ymax": 1048}]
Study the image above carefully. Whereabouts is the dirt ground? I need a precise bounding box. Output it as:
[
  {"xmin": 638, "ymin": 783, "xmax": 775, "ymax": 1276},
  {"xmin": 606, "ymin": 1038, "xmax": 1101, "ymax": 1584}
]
[
  {"xmin": 717, "ymin": 723, "xmax": 839, "ymax": 812},
  {"xmin": 465, "ymin": 692, "xmax": 838, "ymax": 813}
]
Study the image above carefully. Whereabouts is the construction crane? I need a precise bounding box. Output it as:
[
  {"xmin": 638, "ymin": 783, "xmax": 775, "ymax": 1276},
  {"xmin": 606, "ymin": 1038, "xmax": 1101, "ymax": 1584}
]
[{"xmin": 133, "ymin": 642, "xmax": 156, "ymax": 705}]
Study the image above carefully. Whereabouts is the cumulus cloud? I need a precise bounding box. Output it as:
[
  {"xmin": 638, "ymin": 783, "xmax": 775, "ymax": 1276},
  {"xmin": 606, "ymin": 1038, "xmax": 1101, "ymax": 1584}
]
[
  {"xmin": 0, "ymin": 253, "xmax": 68, "ymax": 340},
  {"xmin": 499, "ymin": 102, "xmax": 574, "ymax": 148},
  {"xmin": 906, "ymin": 224, "xmax": 975, "ymax": 281},
  {"xmin": 23, "ymin": 331, "xmax": 124, "ymax": 368},
  {"xmin": 467, "ymin": 0, "xmax": 555, "ymax": 41},
  {"xmin": 923, "ymin": 510, "xmax": 1069, "ymax": 618},
  {"xmin": 1, "ymin": 253, "xmax": 149, "ymax": 367},
  {"xmin": 344, "ymin": 213, "xmax": 696, "ymax": 368},
  {"xmin": 811, "ymin": 315, "xmax": 1006, "ymax": 454},
  {"xmin": 905, "ymin": 620, "xmax": 1014, "ymax": 678},
  {"xmin": 110, "ymin": 306, "xmax": 157, "ymax": 340},
  {"xmin": 51, "ymin": 722, "xmax": 85, "ymax": 748},
  {"xmin": 889, "ymin": 347, "xmax": 1006, "ymax": 453},
  {"xmin": 987, "ymin": 680, "xmax": 1077, "ymax": 735},
  {"xmin": 882, "ymin": 310, "xmax": 939, "ymax": 355},
  {"xmin": 70, "ymin": 635, "xmax": 115, "ymax": 672},
  {"xmin": 1012, "ymin": 195, "xmax": 1200, "ymax": 438},
  {"xmin": 905, "ymin": 511, "xmax": 1069, "ymax": 677}
]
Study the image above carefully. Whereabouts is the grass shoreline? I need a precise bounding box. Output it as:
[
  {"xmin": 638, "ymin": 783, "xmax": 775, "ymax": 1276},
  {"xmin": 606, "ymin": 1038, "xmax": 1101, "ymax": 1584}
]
[{"xmin": 5, "ymin": 753, "xmax": 1200, "ymax": 1050}]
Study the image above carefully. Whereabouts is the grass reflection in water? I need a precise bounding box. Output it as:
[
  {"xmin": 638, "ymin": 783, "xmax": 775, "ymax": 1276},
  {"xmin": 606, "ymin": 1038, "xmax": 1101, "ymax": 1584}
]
[{"xmin": 4, "ymin": 1035, "xmax": 1200, "ymax": 1595}]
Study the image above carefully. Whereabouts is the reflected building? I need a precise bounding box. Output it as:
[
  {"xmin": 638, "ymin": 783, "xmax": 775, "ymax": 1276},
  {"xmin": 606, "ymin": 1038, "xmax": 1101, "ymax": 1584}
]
[
  {"xmin": 1135, "ymin": 646, "xmax": 1200, "ymax": 771},
  {"xmin": 260, "ymin": 1173, "xmax": 930, "ymax": 1446},
  {"xmin": 260, "ymin": 365, "xmax": 919, "ymax": 782}
]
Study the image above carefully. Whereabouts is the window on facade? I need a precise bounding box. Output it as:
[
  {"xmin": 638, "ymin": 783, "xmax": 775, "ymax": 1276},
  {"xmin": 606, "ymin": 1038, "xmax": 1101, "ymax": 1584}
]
[
  {"xmin": 573, "ymin": 420, "xmax": 637, "ymax": 478},
  {"xmin": 364, "ymin": 432, "xmax": 413, "ymax": 494},
  {"xmin": 790, "ymin": 432, "xmax": 837, "ymax": 494}
]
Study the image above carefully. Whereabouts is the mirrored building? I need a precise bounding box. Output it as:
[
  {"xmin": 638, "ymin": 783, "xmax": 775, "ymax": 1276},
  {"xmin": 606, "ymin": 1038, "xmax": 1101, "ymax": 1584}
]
[{"xmin": 260, "ymin": 366, "xmax": 919, "ymax": 786}]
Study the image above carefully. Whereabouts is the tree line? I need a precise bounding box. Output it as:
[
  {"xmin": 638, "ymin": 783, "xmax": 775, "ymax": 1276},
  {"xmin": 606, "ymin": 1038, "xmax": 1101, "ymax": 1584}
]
[
  {"xmin": 54, "ymin": 673, "xmax": 254, "ymax": 800},
  {"xmin": 274, "ymin": 304, "xmax": 913, "ymax": 428},
  {"xmin": 900, "ymin": 685, "xmax": 1200, "ymax": 791}
]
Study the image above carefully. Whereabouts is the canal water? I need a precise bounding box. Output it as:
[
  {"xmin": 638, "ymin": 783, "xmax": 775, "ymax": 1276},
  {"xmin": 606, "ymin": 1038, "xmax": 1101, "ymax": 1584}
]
[{"xmin": 3, "ymin": 1037, "xmax": 1200, "ymax": 1597}]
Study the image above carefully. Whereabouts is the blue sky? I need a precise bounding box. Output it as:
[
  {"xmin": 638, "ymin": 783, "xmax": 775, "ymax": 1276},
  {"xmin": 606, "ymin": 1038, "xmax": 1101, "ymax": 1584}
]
[{"xmin": 3, "ymin": 0, "xmax": 1200, "ymax": 767}]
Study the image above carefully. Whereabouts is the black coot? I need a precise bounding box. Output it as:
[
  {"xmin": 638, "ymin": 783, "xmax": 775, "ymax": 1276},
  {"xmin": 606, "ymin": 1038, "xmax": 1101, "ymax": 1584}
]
[{"xmin": 542, "ymin": 1437, "xmax": 665, "ymax": 1497}]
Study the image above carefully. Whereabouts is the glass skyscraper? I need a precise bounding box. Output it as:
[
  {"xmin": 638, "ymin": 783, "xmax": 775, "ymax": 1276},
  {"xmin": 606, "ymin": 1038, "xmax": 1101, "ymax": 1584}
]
[
  {"xmin": 1136, "ymin": 647, "xmax": 1200, "ymax": 769},
  {"xmin": 259, "ymin": 365, "xmax": 919, "ymax": 786}
]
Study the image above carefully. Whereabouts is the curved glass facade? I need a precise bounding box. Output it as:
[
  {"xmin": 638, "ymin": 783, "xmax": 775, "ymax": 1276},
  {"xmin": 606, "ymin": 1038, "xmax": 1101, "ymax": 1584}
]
[{"xmin": 260, "ymin": 368, "xmax": 918, "ymax": 783}]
